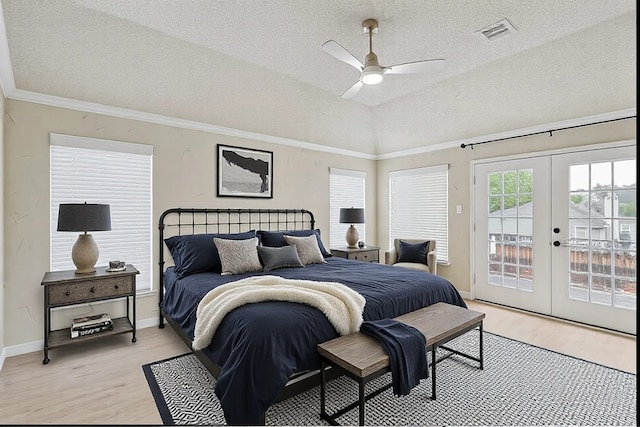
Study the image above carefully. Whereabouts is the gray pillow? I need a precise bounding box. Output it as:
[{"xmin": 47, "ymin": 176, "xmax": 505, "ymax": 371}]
[
  {"xmin": 257, "ymin": 245, "xmax": 304, "ymax": 272},
  {"xmin": 284, "ymin": 234, "xmax": 326, "ymax": 266},
  {"xmin": 213, "ymin": 237, "xmax": 262, "ymax": 275}
]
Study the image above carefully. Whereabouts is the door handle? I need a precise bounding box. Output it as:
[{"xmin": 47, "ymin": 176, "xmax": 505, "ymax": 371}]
[
  {"xmin": 553, "ymin": 241, "xmax": 561, "ymax": 247},
  {"xmin": 553, "ymin": 240, "xmax": 571, "ymax": 247}
]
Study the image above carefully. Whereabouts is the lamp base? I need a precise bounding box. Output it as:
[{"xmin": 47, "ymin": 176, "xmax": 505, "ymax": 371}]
[
  {"xmin": 345, "ymin": 225, "xmax": 359, "ymax": 249},
  {"xmin": 72, "ymin": 233, "xmax": 99, "ymax": 274}
]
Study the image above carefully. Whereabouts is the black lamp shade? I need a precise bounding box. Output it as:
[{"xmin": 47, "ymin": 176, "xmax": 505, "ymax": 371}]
[
  {"xmin": 57, "ymin": 203, "xmax": 111, "ymax": 232},
  {"xmin": 339, "ymin": 208, "xmax": 365, "ymax": 224}
]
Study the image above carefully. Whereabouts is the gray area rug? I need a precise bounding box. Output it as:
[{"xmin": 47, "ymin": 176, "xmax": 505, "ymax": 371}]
[{"xmin": 142, "ymin": 331, "xmax": 636, "ymax": 425}]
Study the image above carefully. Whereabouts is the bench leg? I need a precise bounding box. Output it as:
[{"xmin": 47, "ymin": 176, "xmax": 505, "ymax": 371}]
[
  {"xmin": 479, "ymin": 322, "xmax": 484, "ymax": 370},
  {"xmin": 431, "ymin": 345, "xmax": 437, "ymax": 400},
  {"xmin": 320, "ymin": 359, "xmax": 332, "ymax": 424},
  {"xmin": 320, "ymin": 359, "xmax": 325, "ymax": 415},
  {"xmin": 358, "ymin": 378, "xmax": 365, "ymax": 426}
]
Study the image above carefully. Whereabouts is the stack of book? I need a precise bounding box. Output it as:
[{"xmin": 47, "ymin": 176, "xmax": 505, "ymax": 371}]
[{"xmin": 70, "ymin": 313, "xmax": 113, "ymax": 338}]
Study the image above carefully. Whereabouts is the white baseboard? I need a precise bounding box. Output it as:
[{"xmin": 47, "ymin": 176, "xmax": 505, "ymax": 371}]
[
  {"xmin": 458, "ymin": 290, "xmax": 471, "ymax": 300},
  {"xmin": 0, "ymin": 316, "xmax": 160, "ymax": 371}
]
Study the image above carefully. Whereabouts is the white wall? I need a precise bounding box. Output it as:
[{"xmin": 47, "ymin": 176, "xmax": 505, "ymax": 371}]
[{"xmin": 2, "ymin": 98, "xmax": 377, "ymax": 349}]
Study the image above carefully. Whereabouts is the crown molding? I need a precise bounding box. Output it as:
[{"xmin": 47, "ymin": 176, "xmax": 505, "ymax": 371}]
[
  {"xmin": 8, "ymin": 88, "xmax": 377, "ymax": 160},
  {"xmin": 376, "ymin": 108, "xmax": 637, "ymax": 160},
  {"xmin": 0, "ymin": 3, "xmax": 633, "ymax": 162},
  {"xmin": 5, "ymin": 87, "xmax": 636, "ymax": 162}
]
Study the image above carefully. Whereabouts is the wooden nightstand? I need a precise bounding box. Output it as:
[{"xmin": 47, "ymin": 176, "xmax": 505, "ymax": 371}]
[
  {"xmin": 41, "ymin": 264, "xmax": 139, "ymax": 364},
  {"xmin": 330, "ymin": 246, "xmax": 380, "ymax": 263}
]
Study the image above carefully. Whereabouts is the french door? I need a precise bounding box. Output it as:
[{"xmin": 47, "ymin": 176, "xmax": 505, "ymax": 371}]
[
  {"xmin": 550, "ymin": 147, "xmax": 636, "ymax": 333},
  {"xmin": 474, "ymin": 157, "xmax": 552, "ymax": 315},
  {"xmin": 474, "ymin": 144, "xmax": 636, "ymax": 334}
]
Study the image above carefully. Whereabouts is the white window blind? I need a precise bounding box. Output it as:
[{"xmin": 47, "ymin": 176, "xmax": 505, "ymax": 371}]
[
  {"xmin": 329, "ymin": 168, "xmax": 366, "ymax": 248},
  {"xmin": 389, "ymin": 165, "xmax": 449, "ymax": 263},
  {"xmin": 50, "ymin": 134, "xmax": 153, "ymax": 291}
]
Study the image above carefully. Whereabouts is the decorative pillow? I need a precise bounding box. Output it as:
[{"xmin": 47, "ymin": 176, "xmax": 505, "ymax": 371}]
[
  {"xmin": 397, "ymin": 240, "xmax": 430, "ymax": 265},
  {"xmin": 257, "ymin": 245, "xmax": 304, "ymax": 272},
  {"xmin": 258, "ymin": 229, "xmax": 332, "ymax": 258},
  {"xmin": 214, "ymin": 237, "xmax": 262, "ymax": 275},
  {"xmin": 164, "ymin": 230, "xmax": 257, "ymax": 278},
  {"xmin": 284, "ymin": 234, "xmax": 326, "ymax": 266}
]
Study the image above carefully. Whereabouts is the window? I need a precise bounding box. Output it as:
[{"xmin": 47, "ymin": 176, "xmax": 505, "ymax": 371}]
[
  {"xmin": 389, "ymin": 165, "xmax": 449, "ymax": 263},
  {"xmin": 50, "ymin": 134, "xmax": 153, "ymax": 291},
  {"xmin": 575, "ymin": 226, "xmax": 588, "ymax": 239},
  {"xmin": 329, "ymin": 168, "xmax": 366, "ymax": 248}
]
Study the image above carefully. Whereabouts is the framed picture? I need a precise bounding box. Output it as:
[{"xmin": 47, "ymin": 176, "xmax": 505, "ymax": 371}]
[{"xmin": 217, "ymin": 144, "xmax": 273, "ymax": 198}]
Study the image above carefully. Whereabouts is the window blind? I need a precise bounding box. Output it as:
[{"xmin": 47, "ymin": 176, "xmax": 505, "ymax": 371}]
[
  {"xmin": 329, "ymin": 168, "xmax": 366, "ymax": 248},
  {"xmin": 389, "ymin": 164, "xmax": 449, "ymax": 263},
  {"xmin": 50, "ymin": 134, "xmax": 153, "ymax": 291}
]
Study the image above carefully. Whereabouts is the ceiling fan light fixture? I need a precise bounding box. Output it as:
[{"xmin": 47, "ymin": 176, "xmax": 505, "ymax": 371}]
[{"xmin": 360, "ymin": 66, "xmax": 384, "ymax": 85}]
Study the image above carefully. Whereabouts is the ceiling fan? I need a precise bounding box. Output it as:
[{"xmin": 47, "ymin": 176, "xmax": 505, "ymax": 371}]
[{"xmin": 322, "ymin": 19, "xmax": 445, "ymax": 98}]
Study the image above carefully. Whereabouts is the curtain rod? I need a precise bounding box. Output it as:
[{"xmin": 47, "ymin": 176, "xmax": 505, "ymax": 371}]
[{"xmin": 460, "ymin": 115, "xmax": 636, "ymax": 149}]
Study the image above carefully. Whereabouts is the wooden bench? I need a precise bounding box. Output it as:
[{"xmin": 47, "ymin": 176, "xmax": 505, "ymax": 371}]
[{"xmin": 317, "ymin": 302, "xmax": 485, "ymax": 426}]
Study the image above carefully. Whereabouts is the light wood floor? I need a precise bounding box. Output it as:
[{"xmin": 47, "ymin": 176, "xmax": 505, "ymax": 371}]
[{"xmin": 0, "ymin": 300, "xmax": 635, "ymax": 425}]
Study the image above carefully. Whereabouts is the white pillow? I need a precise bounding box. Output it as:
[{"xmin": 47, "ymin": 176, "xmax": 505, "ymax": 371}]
[
  {"xmin": 213, "ymin": 237, "xmax": 262, "ymax": 275},
  {"xmin": 284, "ymin": 234, "xmax": 326, "ymax": 266}
]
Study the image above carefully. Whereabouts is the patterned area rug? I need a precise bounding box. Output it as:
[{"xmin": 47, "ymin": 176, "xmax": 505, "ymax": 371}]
[{"xmin": 142, "ymin": 331, "xmax": 636, "ymax": 425}]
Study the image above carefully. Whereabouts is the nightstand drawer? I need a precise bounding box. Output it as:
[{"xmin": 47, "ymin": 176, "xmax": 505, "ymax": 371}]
[
  {"xmin": 351, "ymin": 251, "xmax": 379, "ymax": 262},
  {"xmin": 331, "ymin": 246, "xmax": 380, "ymax": 263},
  {"xmin": 48, "ymin": 277, "xmax": 132, "ymax": 305}
]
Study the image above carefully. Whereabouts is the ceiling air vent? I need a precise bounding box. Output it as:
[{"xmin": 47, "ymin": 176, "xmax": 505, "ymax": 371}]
[{"xmin": 478, "ymin": 18, "xmax": 517, "ymax": 41}]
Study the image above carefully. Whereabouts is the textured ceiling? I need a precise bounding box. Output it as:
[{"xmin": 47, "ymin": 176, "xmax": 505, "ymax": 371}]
[{"xmin": 1, "ymin": 0, "xmax": 636, "ymax": 156}]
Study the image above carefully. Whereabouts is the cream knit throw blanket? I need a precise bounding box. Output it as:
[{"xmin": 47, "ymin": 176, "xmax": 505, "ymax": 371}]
[{"xmin": 192, "ymin": 275, "xmax": 366, "ymax": 350}]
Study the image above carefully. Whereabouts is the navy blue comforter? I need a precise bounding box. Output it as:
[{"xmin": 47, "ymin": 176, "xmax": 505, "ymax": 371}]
[{"xmin": 161, "ymin": 257, "xmax": 465, "ymax": 424}]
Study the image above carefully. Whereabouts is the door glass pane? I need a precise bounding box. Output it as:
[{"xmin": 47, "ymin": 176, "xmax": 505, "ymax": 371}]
[
  {"xmin": 489, "ymin": 196, "xmax": 502, "ymax": 214},
  {"xmin": 489, "ymin": 172, "xmax": 502, "ymax": 195},
  {"xmin": 570, "ymin": 164, "xmax": 589, "ymax": 191},
  {"xmin": 591, "ymin": 275, "xmax": 613, "ymax": 306},
  {"xmin": 591, "ymin": 162, "xmax": 612, "ymax": 190},
  {"xmin": 486, "ymin": 168, "xmax": 534, "ymax": 291},
  {"xmin": 519, "ymin": 169, "xmax": 533, "ymax": 193},
  {"xmin": 519, "ymin": 267, "xmax": 533, "ymax": 291},
  {"xmin": 488, "ymin": 218, "xmax": 502, "ymax": 241},
  {"xmin": 569, "ymin": 192, "xmax": 589, "ymax": 217},
  {"xmin": 614, "ymin": 159, "xmax": 635, "ymax": 188},
  {"xmin": 503, "ymin": 196, "xmax": 517, "ymax": 216},
  {"xmin": 504, "ymin": 171, "xmax": 517, "ymax": 194},
  {"xmin": 569, "ymin": 272, "xmax": 589, "ymax": 301},
  {"xmin": 567, "ymin": 161, "xmax": 636, "ymax": 308},
  {"xmin": 615, "ymin": 190, "xmax": 635, "ymax": 218}
]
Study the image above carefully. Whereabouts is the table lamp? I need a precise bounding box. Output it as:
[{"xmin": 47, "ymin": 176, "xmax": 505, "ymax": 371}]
[
  {"xmin": 57, "ymin": 203, "xmax": 111, "ymax": 274},
  {"xmin": 339, "ymin": 207, "xmax": 365, "ymax": 248}
]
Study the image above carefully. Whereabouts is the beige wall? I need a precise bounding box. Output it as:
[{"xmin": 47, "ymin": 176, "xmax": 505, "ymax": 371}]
[
  {"xmin": 2, "ymin": 97, "xmax": 636, "ymax": 350},
  {"xmin": 2, "ymin": 99, "xmax": 377, "ymax": 347},
  {"xmin": 377, "ymin": 119, "xmax": 637, "ymax": 295}
]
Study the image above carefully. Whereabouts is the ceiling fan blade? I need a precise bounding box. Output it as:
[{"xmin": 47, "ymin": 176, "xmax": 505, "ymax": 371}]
[
  {"xmin": 341, "ymin": 81, "xmax": 364, "ymax": 98},
  {"xmin": 322, "ymin": 40, "xmax": 363, "ymax": 71},
  {"xmin": 385, "ymin": 59, "xmax": 446, "ymax": 75}
]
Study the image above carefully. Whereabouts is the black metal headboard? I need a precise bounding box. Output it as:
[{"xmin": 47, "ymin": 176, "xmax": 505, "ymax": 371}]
[{"xmin": 157, "ymin": 208, "xmax": 315, "ymax": 311}]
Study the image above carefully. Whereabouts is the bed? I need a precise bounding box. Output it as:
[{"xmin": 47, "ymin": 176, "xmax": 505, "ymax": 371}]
[{"xmin": 158, "ymin": 208, "xmax": 466, "ymax": 425}]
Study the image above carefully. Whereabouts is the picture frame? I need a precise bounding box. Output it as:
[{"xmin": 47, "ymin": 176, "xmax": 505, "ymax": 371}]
[{"xmin": 217, "ymin": 144, "xmax": 273, "ymax": 198}]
